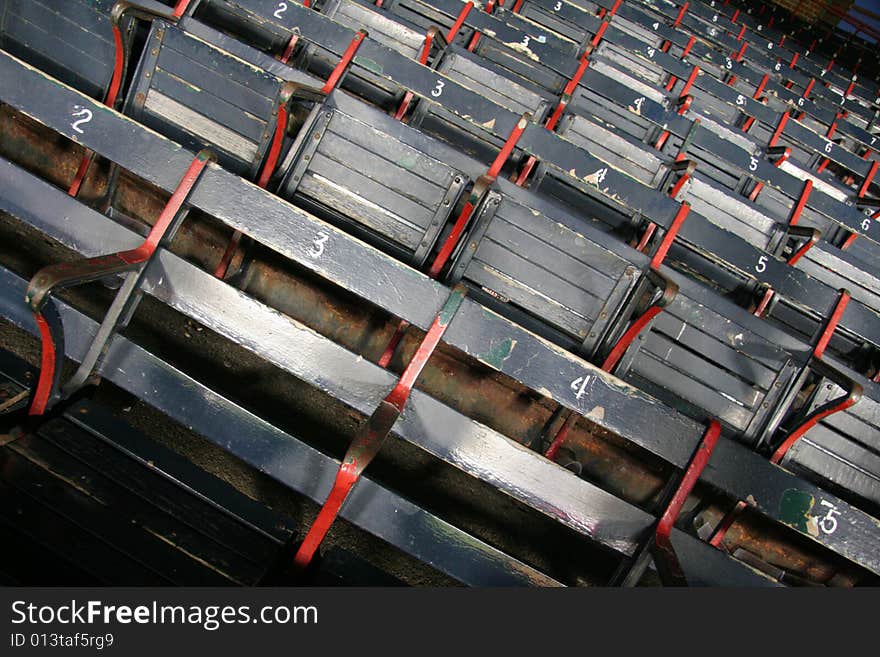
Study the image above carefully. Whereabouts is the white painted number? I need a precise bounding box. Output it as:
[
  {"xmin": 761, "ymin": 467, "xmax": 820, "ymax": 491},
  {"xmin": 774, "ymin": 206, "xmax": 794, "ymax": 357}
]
[
  {"xmin": 824, "ymin": 140, "xmax": 832, "ymax": 153},
  {"xmin": 521, "ymin": 35, "xmax": 530, "ymax": 48},
  {"xmin": 431, "ymin": 80, "xmax": 445, "ymax": 97},
  {"xmin": 817, "ymin": 500, "xmax": 840, "ymax": 535},
  {"xmin": 757, "ymin": 24, "xmax": 763, "ymax": 32},
  {"xmin": 570, "ymin": 376, "xmax": 591, "ymax": 400},
  {"xmin": 862, "ymin": 217, "xmax": 872, "ymax": 231},
  {"xmin": 755, "ymin": 255, "xmax": 767, "ymax": 273},
  {"xmin": 774, "ymin": 62, "xmax": 781, "ymax": 72},
  {"xmin": 725, "ymin": 58, "xmax": 733, "ymax": 70},
  {"xmin": 709, "ymin": 27, "xmax": 717, "ymax": 37},
  {"xmin": 634, "ymin": 96, "xmax": 645, "ymax": 113},
  {"xmin": 647, "ymin": 46, "xmax": 656, "ymax": 58},
  {"xmin": 712, "ymin": 14, "xmax": 718, "ymax": 22},
  {"xmin": 309, "ymin": 232, "xmax": 328, "ymax": 258},
  {"xmin": 554, "ymin": 1, "xmax": 562, "ymax": 10},
  {"xmin": 749, "ymin": 156, "xmax": 758, "ymax": 171},
  {"xmin": 797, "ymin": 97, "xmax": 805, "ymax": 107},
  {"xmin": 70, "ymin": 106, "xmax": 92, "ymax": 134},
  {"xmin": 736, "ymin": 94, "xmax": 746, "ymax": 106},
  {"xmin": 767, "ymin": 42, "xmax": 773, "ymax": 50},
  {"xmin": 273, "ymin": 1, "xmax": 288, "ymax": 19},
  {"xmin": 652, "ymin": 22, "xmax": 660, "ymax": 30},
  {"xmin": 593, "ymin": 167, "xmax": 608, "ymax": 184}
]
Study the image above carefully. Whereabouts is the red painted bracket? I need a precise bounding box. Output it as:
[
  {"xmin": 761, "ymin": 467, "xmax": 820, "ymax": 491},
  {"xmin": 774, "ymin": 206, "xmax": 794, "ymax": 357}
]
[
  {"xmin": 653, "ymin": 420, "xmax": 721, "ymax": 585},
  {"xmin": 321, "ymin": 30, "xmax": 367, "ymax": 94},
  {"xmin": 446, "ymin": 1, "xmax": 475, "ymax": 43},
  {"xmin": 672, "ymin": 2, "xmax": 688, "ymax": 28},
  {"xmin": 767, "ymin": 290, "xmax": 860, "ymax": 465},
  {"xmin": 293, "ymin": 285, "xmax": 468, "ymax": 569},
  {"xmin": 788, "ymin": 179, "xmax": 813, "ymax": 226},
  {"xmin": 29, "ymin": 150, "xmax": 214, "ymax": 415},
  {"xmin": 858, "ymin": 161, "xmax": 878, "ymax": 198}
]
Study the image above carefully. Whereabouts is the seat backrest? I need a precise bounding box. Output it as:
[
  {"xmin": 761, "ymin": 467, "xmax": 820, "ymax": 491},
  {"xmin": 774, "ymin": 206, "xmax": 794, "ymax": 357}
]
[
  {"xmin": 557, "ymin": 114, "xmax": 667, "ymax": 187},
  {"xmin": 0, "ymin": 0, "xmax": 117, "ymax": 100},
  {"xmin": 279, "ymin": 96, "xmax": 468, "ymax": 266},
  {"xmin": 324, "ymin": 0, "xmax": 423, "ymax": 60},
  {"xmin": 448, "ymin": 188, "xmax": 640, "ymax": 356},
  {"xmin": 614, "ymin": 282, "xmax": 806, "ymax": 444},
  {"xmin": 125, "ymin": 21, "xmax": 286, "ymax": 177},
  {"xmin": 786, "ymin": 379, "xmax": 880, "ymax": 510}
]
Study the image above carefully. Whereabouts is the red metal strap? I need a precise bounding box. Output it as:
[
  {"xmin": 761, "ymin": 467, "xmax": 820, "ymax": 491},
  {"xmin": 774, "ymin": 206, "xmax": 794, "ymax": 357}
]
[
  {"xmin": 486, "ymin": 114, "xmax": 529, "ymax": 179},
  {"xmin": 770, "ymin": 391, "xmax": 860, "ymax": 465},
  {"xmin": 600, "ymin": 304, "xmax": 664, "ymax": 374},
  {"xmin": 840, "ymin": 232, "xmax": 859, "ymax": 250},
  {"xmin": 544, "ymin": 410, "xmax": 577, "ymax": 460},
  {"xmin": 607, "ymin": 0, "xmax": 622, "ymax": 17},
  {"xmin": 672, "ymin": 2, "xmax": 688, "ymax": 28},
  {"xmin": 733, "ymin": 41, "xmax": 747, "ymax": 62},
  {"xmin": 654, "ymin": 420, "xmax": 721, "ymax": 583},
  {"xmin": 172, "ymin": 0, "xmax": 192, "ymax": 17},
  {"xmin": 590, "ymin": 20, "xmax": 610, "ymax": 48},
  {"xmin": 30, "ymin": 150, "xmax": 212, "ymax": 416},
  {"xmin": 789, "ymin": 51, "xmax": 799, "ymax": 69},
  {"xmin": 511, "ymin": 0, "xmax": 524, "ymax": 12},
  {"xmin": 748, "ymin": 181, "xmax": 763, "ymax": 201},
  {"xmin": 681, "ymin": 36, "xmax": 696, "ymax": 59},
  {"xmin": 787, "ymin": 231, "xmax": 819, "ymax": 266},
  {"xmin": 446, "ymin": 1, "xmax": 474, "ymax": 43},
  {"xmin": 320, "ymin": 31, "xmax": 366, "ymax": 94},
  {"xmin": 636, "ymin": 222, "xmax": 657, "ymax": 252},
  {"xmin": 515, "ymin": 155, "xmax": 538, "ymax": 186},
  {"xmin": 654, "ymin": 129, "xmax": 671, "ymax": 150},
  {"xmin": 736, "ymin": 25, "xmax": 746, "ymax": 41},
  {"xmin": 789, "ymin": 179, "xmax": 812, "ymax": 226},
  {"xmin": 772, "ymin": 147, "xmax": 791, "ymax": 168},
  {"xmin": 650, "ymin": 202, "xmax": 690, "ymax": 270},
  {"xmin": 769, "ymin": 111, "xmax": 789, "ymax": 148},
  {"xmin": 546, "ymin": 52, "xmax": 590, "ymax": 130},
  {"xmin": 256, "ymin": 103, "xmax": 289, "ymax": 189},
  {"xmin": 708, "ymin": 500, "xmax": 746, "ymax": 548},
  {"xmin": 279, "ymin": 33, "xmax": 299, "ymax": 64},
  {"xmin": 668, "ymin": 171, "xmax": 690, "ymax": 199},
  {"xmin": 427, "ymin": 199, "xmax": 476, "ymax": 279},
  {"xmin": 754, "ymin": 287, "xmax": 775, "ymax": 318},
  {"xmin": 813, "ymin": 289, "xmax": 850, "ymax": 360},
  {"xmin": 680, "ymin": 66, "xmax": 699, "ymax": 98},
  {"xmin": 28, "ymin": 313, "xmax": 59, "ymax": 416},
  {"xmin": 859, "ymin": 160, "xmax": 878, "ymax": 198},
  {"xmin": 802, "ymin": 78, "xmax": 815, "ymax": 99},
  {"xmin": 731, "ymin": 8, "xmax": 740, "ymax": 22},
  {"xmin": 293, "ymin": 286, "xmax": 467, "ymax": 569},
  {"xmin": 754, "ymin": 73, "xmax": 769, "ymax": 99}
]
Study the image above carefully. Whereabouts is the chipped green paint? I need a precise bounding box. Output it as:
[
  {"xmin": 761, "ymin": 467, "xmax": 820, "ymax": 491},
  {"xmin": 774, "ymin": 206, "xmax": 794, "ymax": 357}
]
[
  {"xmin": 482, "ymin": 337, "xmax": 516, "ymax": 369},
  {"xmin": 779, "ymin": 489, "xmax": 815, "ymax": 533},
  {"xmin": 353, "ymin": 56, "xmax": 383, "ymax": 75},
  {"xmin": 439, "ymin": 287, "xmax": 466, "ymax": 325},
  {"xmin": 398, "ymin": 153, "xmax": 419, "ymax": 170}
]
